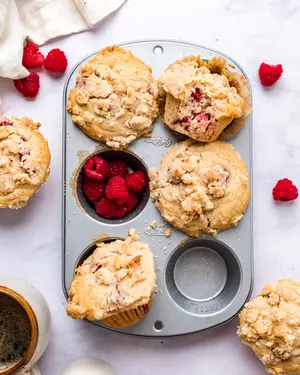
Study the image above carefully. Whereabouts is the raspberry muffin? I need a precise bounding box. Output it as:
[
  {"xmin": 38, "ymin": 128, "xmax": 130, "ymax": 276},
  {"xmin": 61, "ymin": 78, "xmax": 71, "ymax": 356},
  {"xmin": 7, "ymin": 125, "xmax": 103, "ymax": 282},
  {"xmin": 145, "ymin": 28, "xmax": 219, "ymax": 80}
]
[
  {"xmin": 67, "ymin": 235, "xmax": 156, "ymax": 328},
  {"xmin": 238, "ymin": 280, "xmax": 300, "ymax": 375},
  {"xmin": 0, "ymin": 115, "xmax": 50, "ymax": 209},
  {"xmin": 149, "ymin": 139, "xmax": 250, "ymax": 237},
  {"xmin": 68, "ymin": 46, "xmax": 159, "ymax": 149},
  {"xmin": 158, "ymin": 56, "xmax": 251, "ymax": 142}
]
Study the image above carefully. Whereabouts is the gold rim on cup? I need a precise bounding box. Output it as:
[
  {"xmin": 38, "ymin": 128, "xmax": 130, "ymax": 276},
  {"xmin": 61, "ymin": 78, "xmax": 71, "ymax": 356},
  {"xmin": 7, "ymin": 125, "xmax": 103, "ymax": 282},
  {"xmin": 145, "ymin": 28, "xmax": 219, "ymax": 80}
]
[{"xmin": 0, "ymin": 286, "xmax": 39, "ymax": 375}]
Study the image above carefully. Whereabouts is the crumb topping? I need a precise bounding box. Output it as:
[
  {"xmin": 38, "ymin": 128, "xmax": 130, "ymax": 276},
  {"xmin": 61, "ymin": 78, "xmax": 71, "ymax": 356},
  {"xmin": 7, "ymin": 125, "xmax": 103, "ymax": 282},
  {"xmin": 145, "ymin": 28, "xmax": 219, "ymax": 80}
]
[
  {"xmin": 238, "ymin": 279, "xmax": 300, "ymax": 375},
  {"xmin": 149, "ymin": 139, "xmax": 249, "ymax": 237},
  {"xmin": 67, "ymin": 236, "xmax": 156, "ymax": 321},
  {"xmin": 68, "ymin": 46, "xmax": 159, "ymax": 149},
  {"xmin": 0, "ymin": 116, "xmax": 50, "ymax": 208},
  {"xmin": 158, "ymin": 56, "xmax": 249, "ymax": 143}
]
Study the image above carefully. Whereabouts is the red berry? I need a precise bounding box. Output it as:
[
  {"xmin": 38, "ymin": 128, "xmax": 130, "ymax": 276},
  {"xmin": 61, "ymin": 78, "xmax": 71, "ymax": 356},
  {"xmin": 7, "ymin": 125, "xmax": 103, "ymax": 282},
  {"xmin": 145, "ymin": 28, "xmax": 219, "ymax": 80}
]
[
  {"xmin": 258, "ymin": 63, "xmax": 283, "ymax": 87},
  {"xmin": 83, "ymin": 178, "xmax": 106, "ymax": 202},
  {"xmin": 96, "ymin": 198, "xmax": 127, "ymax": 219},
  {"xmin": 84, "ymin": 156, "xmax": 110, "ymax": 181},
  {"xmin": 195, "ymin": 112, "xmax": 210, "ymax": 123},
  {"xmin": 272, "ymin": 179, "xmax": 298, "ymax": 201},
  {"xmin": 106, "ymin": 176, "xmax": 129, "ymax": 202},
  {"xmin": 116, "ymin": 198, "xmax": 129, "ymax": 205},
  {"xmin": 44, "ymin": 49, "xmax": 68, "ymax": 73},
  {"xmin": 191, "ymin": 88, "xmax": 202, "ymax": 102},
  {"xmin": 181, "ymin": 117, "xmax": 190, "ymax": 126},
  {"xmin": 22, "ymin": 42, "xmax": 44, "ymax": 69},
  {"xmin": 0, "ymin": 116, "xmax": 13, "ymax": 126},
  {"xmin": 109, "ymin": 160, "xmax": 128, "ymax": 178},
  {"xmin": 125, "ymin": 171, "xmax": 147, "ymax": 193},
  {"xmin": 125, "ymin": 192, "xmax": 139, "ymax": 212},
  {"xmin": 14, "ymin": 72, "xmax": 40, "ymax": 98}
]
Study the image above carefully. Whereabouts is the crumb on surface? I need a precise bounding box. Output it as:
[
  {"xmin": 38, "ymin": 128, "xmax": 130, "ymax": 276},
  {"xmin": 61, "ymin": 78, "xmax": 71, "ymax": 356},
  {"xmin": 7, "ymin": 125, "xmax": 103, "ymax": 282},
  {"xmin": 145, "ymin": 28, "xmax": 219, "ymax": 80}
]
[
  {"xmin": 164, "ymin": 228, "xmax": 172, "ymax": 237},
  {"xmin": 150, "ymin": 220, "xmax": 157, "ymax": 229},
  {"xmin": 128, "ymin": 228, "xmax": 138, "ymax": 240}
]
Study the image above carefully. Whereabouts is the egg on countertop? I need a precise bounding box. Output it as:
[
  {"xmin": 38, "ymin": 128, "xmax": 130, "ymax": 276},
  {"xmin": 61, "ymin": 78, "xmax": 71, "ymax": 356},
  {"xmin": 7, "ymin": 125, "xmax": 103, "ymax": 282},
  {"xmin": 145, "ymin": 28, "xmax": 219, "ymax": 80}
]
[{"xmin": 62, "ymin": 358, "xmax": 117, "ymax": 375}]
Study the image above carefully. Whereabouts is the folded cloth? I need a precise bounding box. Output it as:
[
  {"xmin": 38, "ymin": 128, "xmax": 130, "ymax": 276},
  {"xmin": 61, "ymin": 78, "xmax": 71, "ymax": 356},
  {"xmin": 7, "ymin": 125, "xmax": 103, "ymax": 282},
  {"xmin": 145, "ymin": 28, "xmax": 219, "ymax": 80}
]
[{"xmin": 0, "ymin": 0, "xmax": 126, "ymax": 80}]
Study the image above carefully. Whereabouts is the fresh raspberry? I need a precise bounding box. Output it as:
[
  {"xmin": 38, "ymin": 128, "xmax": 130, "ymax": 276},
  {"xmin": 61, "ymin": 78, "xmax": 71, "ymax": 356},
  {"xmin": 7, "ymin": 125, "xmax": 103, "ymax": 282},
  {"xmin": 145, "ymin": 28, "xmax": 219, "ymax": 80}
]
[
  {"xmin": 83, "ymin": 178, "xmax": 106, "ymax": 202},
  {"xmin": 258, "ymin": 63, "xmax": 283, "ymax": 87},
  {"xmin": 125, "ymin": 192, "xmax": 139, "ymax": 212},
  {"xmin": 272, "ymin": 179, "xmax": 298, "ymax": 201},
  {"xmin": 116, "ymin": 198, "xmax": 129, "ymax": 205},
  {"xmin": 125, "ymin": 171, "xmax": 147, "ymax": 193},
  {"xmin": 191, "ymin": 88, "xmax": 202, "ymax": 102},
  {"xmin": 14, "ymin": 72, "xmax": 40, "ymax": 98},
  {"xmin": 109, "ymin": 160, "xmax": 128, "ymax": 178},
  {"xmin": 106, "ymin": 176, "xmax": 129, "ymax": 202},
  {"xmin": 44, "ymin": 49, "xmax": 68, "ymax": 73},
  {"xmin": 96, "ymin": 198, "xmax": 127, "ymax": 219},
  {"xmin": 84, "ymin": 156, "xmax": 110, "ymax": 181},
  {"xmin": 22, "ymin": 42, "xmax": 44, "ymax": 69}
]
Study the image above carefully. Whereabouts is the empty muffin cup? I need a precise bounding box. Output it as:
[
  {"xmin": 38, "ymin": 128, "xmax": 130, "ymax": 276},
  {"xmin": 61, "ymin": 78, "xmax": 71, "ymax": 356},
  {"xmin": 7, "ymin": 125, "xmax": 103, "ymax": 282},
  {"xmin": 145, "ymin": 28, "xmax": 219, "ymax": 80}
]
[{"xmin": 165, "ymin": 238, "xmax": 242, "ymax": 315}]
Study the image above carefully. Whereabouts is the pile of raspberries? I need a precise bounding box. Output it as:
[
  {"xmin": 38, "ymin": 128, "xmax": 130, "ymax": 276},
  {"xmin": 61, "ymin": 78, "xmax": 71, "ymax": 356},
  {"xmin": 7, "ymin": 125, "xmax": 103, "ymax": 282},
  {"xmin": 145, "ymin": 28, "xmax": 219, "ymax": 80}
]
[
  {"xmin": 14, "ymin": 42, "xmax": 68, "ymax": 98},
  {"xmin": 82, "ymin": 155, "xmax": 148, "ymax": 219}
]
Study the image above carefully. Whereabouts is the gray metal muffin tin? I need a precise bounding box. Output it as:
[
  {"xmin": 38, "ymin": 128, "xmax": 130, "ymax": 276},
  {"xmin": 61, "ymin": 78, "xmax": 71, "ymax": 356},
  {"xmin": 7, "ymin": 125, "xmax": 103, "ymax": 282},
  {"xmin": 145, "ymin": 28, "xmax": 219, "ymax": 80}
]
[{"xmin": 62, "ymin": 40, "xmax": 253, "ymax": 337}]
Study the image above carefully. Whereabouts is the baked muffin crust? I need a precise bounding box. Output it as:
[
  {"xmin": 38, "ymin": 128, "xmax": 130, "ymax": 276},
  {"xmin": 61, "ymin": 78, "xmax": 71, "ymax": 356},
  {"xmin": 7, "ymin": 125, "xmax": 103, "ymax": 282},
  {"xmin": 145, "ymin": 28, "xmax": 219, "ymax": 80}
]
[
  {"xmin": 67, "ymin": 236, "xmax": 156, "ymax": 321},
  {"xmin": 149, "ymin": 139, "xmax": 250, "ymax": 237},
  {"xmin": 159, "ymin": 56, "xmax": 251, "ymax": 142},
  {"xmin": 0, "ymin": 115, "xmax": 50, "ymax": 209},
  {"xmin": 238, "ymin": 279, "xmax": 300, "ymax": 375},
  {"xmin": 68, "ymin": 46, "xmax": 159, "ymax": 149}
]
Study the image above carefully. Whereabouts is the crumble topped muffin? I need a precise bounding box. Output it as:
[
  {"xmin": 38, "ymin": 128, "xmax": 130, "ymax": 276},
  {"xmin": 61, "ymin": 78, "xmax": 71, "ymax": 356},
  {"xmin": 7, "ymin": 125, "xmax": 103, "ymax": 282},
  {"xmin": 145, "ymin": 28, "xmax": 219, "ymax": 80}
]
[
  {"xmin": 0, "ymin": 115, "xmax": 50, "ymax": 209},
  {"xmin": 67, "ymin": 46, "xmax": 159, "ymax": 149},
  {"xmin": 158, "ymin": 56, "xmax": 251, "ymax": 142},
  {"xmin": 67, "ymin": 236, "xmax": 156, "ymax": 327},
  {"xmin": 238, "ymin": 279, "xmax": 300, "ymax": 375},
  {"xmin": 148, "ymin": 139, "xmax": 250, "ymax": 237}
]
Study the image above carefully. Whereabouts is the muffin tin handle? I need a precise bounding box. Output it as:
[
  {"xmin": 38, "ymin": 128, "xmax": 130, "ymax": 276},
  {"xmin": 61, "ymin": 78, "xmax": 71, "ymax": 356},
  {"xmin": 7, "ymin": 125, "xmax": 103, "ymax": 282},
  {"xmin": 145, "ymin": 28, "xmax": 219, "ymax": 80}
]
[{"xmin": 153, "ymin": 45, "xmax": 164, "ymax": 55}]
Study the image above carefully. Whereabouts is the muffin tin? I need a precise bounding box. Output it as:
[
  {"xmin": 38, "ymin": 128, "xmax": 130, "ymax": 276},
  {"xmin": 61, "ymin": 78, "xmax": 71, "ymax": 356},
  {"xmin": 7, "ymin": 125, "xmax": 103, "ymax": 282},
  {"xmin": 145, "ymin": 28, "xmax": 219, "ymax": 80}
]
[{"xmin": 62, "ymin": 40, "xmax": 253, "ymax": 337}]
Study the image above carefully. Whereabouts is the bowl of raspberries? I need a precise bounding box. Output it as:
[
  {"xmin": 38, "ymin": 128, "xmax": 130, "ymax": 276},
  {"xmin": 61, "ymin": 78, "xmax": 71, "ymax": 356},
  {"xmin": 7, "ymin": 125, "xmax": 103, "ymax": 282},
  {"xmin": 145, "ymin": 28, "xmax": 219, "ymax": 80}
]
[{"xmin": 77, "ymin": 150, "xmax": 149, "ymax": 222}]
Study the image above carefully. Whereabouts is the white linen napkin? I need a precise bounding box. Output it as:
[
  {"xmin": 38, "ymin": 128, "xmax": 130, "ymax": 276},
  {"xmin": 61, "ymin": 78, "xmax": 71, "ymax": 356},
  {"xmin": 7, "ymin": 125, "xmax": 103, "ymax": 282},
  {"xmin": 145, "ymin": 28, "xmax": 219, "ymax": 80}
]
[{"xmin": 0, "ymin": 0, "xmax": 126, "ymax": 80}]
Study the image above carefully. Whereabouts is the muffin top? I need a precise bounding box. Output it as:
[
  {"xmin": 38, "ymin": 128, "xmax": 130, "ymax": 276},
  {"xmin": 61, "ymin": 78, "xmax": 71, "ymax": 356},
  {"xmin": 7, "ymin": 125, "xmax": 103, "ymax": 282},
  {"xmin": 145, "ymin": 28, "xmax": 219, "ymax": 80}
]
[
  {"xmin": 148, "ymin": 139, "xmax": 250, "ymax": 237},
  {"xmin": 67, "ymin": 235, "xmax": 156, "ymax": 321},
  {"xmin": 158, "ymin": 56, "xmax": 251, "ymax": 142},
  {"xmin": 0, "ymin": 116, "xmax": 50, "ymax": 209},
  {"xmin": 67, "ymin": 46, "xmax": 159, "ymax": 149},
  {"xmin": 238, "ymin": 279, "xmax": 300, "ymax": 375}
]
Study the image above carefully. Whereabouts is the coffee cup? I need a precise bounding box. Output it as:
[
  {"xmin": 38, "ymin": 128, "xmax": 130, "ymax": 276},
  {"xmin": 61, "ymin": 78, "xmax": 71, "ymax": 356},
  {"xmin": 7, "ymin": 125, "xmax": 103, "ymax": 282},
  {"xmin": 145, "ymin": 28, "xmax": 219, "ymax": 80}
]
[{"xmin": 0, "ymin": 277, "xmax": 51, "ymax": 375}]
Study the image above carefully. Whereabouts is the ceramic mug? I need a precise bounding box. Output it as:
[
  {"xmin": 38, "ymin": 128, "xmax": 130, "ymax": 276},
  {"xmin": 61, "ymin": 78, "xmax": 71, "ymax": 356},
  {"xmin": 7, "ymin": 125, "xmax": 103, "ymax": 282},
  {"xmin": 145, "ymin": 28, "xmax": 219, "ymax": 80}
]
[{"xmin": 0, "ymin": 276, "xmax": 51, "ymax": 375}]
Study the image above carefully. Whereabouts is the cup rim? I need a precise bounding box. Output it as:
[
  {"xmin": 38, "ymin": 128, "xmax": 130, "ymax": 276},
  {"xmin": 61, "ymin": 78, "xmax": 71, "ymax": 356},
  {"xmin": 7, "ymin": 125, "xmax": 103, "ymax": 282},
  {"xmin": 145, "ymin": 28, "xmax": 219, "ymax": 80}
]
[{"xmin": 0, "ymin": 286, "xmax": 39, "ymax": 375}]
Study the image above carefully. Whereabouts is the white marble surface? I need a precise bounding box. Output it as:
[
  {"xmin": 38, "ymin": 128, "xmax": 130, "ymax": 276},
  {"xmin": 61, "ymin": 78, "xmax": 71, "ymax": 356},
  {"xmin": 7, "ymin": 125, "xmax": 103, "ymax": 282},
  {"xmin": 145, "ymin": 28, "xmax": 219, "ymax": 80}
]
[{"xmin": 0, "ymin": 0, "xmax": 300, "ymax": 374}]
